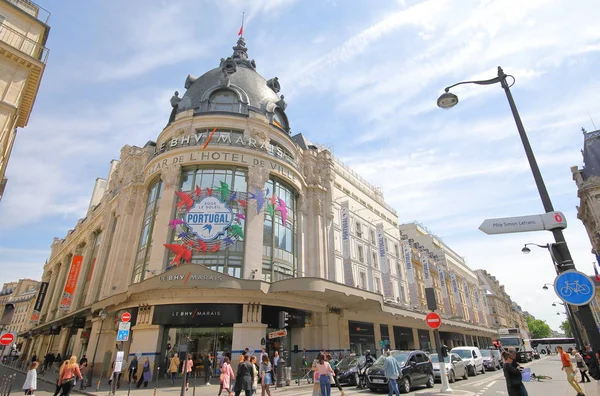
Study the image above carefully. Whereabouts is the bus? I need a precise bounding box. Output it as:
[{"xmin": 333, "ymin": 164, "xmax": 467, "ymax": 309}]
[{"xmin": 530, "ymin": 337, "xmax": 576, "ymax": 354}]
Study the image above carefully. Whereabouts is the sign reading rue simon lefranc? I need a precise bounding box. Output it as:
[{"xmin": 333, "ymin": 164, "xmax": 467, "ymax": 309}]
[{"xmin": 479, "ymin": 211, "xmax": 567, "ymax": 235}]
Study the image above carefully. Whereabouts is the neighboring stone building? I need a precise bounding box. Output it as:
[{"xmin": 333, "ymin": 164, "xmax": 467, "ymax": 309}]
[
  {"xmin": 0, "ymin": 279, "xmax": 39, "ymax": 354},
  {"xmin": 0, "ymin": 0, "xmax": 50, "ymax": 201},
  {"xmin": 28, "ymin": 37, "xmax": 497, "ymax": 378}
]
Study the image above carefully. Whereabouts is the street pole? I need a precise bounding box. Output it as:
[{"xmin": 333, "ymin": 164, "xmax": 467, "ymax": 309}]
[
  {"xmin": 434, "ymin": 329, "xmax": 452, "ymax": 393},
  {"xmin": 495, "ymin": 67, "xmax": 600, "ymax": 351},
  {"xmin": 89, "ymin": 311, "xmax": 107, "ymax": 390}
]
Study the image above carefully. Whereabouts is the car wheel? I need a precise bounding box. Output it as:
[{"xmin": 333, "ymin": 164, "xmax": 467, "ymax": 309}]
[
  {"xmin": 369, "ymin": 388, "xmax": 377, "ymax": 392},
  {"xmin": 400, "ymin": 377, "xmax": 411, "ymax": 394},
  {"xmin": 470, "ymin": 365, "xmax": 477, "ymax": 376},
  {"xmin": 480, "ymin": 365, "xmax": 485, "ymax": 374},
  {"xmin": 448, "ymin": 370, "xmax": 455, "ymax": 383},
  {"xmin": 426, "ymin": 373, "xmax": 434, "ymax": 388},
  {"xmin": 462, "ymin": 368, "xmax": 468, "ymax": 380}
]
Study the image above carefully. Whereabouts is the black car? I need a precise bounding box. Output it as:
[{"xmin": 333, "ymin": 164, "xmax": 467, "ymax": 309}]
[
  {"xmin": 365, "ymin": 350, "xmax": 434, "ymax": 393},
  {"xmin": 335, "ymin": 356, "xmax": 364, "ymax": 386}
]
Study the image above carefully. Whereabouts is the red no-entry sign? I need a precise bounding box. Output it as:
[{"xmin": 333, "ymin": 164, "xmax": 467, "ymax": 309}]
[
  {"xmin": 425, "ymin": 312, "xmax": 442, "ymax": 329},
  {"xmin": 0, "ymin": 333, "xmax": 14, "ymax": 346},
  {"xmin": 121, "ymin": 312, "xmax": 131, "ymax": 323}
]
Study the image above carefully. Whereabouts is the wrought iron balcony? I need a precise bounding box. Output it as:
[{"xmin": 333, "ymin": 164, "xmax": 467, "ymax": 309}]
[{"xmin": 0, "ymin": 22, "xmax": 49, "ymax": 63}]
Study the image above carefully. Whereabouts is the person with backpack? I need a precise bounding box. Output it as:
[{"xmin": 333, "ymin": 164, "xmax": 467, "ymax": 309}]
[{"xmin": 384, "ymin": 350, "xmax": 401, "ymax": 396}]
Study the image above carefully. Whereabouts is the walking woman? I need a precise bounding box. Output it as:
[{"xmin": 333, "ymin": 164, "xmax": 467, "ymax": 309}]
[
  {"xmin": 136, "ymin": 357, "xmax": 152, "ymax": 388},
  {"xmin": 52, "ymin": 361, "xmax": 69, "ymax": 396},
  {"xmin": 22, "ymin": 361, "xmax": 38, "ymax": 395},
  {"xmin": 169, "ymin": 353, "xmax": 180, "ymax": 385},
  {"xmin": 58, "ymin": 356, "xmax": 83, "ymax": 396},
  {"xmin": 315, "ymin": 353, "xmax": 335, "ymax": 396},
  {"xmin": 502, "ymin": 351, "xmax": 526, "ymax": 396},
  {"xmin": 326, "ymin": 354, "xmax": 346, "ymax": 396},
  {"xmin": 259, "ymin": 355, "xmax": 273, "ymax": 396},
  {"xmin": 250, "ymin": 355, "xmax": 258, "ymax": 394},
  {"xmin": 573, "ymin": 350, "xmax": 591, "ymax": 383},
  {"xmin": 218, "ymin": 356, "xmax": 235, "ymax": 396},
  {"xmin": 234, "ymin": 354, "xmax": 253, "ymax": 396},
  {"xmin": 181, "ymin": 354, "xmax": 194, "ymax": 391}
]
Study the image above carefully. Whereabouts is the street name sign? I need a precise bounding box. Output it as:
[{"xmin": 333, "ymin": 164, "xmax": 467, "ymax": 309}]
[
  {"xmin": 268, "ymin": 329, "xmax": 287, "ymax": 339},
  {"xmin": 554, "ymin": 270, "xmax": 596, "ymax": 306},
  {"xmin": 425, "ymin": 312, "xmax": 442, "ymax": 329},
  {"xmin": 479, "ymin": 211, "xmax": 567, "ymax": 235}
]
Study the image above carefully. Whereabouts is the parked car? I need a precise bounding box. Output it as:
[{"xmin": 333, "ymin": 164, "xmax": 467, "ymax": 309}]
[
  {"xmin": 429, "ymin": 352, "xmax": 468, "ymax": 383},
  {"xmin": 481, "ymin": 349, "xmax": 502, "ymax": 371},
  {"xmin": 365, "ymin": 350, "xmax": 434, "ymax": 393},
  {"xmin": 335, "ymin": 355, "xmax": 364, "ymax": 386},
  {"xmin": 450, "ymin": 347, "xmax": 485, "ymax": 376}
]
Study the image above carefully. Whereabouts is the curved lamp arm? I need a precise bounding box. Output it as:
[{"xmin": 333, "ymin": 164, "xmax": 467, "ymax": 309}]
[{"xmin": 444, "ymin": 76, "xmax": 502, "ymax": 92}]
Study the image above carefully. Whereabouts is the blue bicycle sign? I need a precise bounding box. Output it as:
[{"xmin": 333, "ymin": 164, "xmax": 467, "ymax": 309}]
[{"xmin": 554, "ymin": 270, "xmax": 596, "ymax": 306}]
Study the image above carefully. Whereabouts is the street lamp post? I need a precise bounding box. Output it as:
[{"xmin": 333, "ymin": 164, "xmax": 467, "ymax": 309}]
[
  {"xmin": 552, "ymin": 301, "xmax": 585, "ymax": 347},
  {"xmin": 438, "ymin": 66, "xmax": 600, "ymax": 351},
  {"xmin": 88, "ymin": 309, "xmax": 107, "ymax": 389}
]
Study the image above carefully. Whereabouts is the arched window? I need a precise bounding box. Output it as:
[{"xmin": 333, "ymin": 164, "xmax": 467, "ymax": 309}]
[
  {"xmin": 273, "ymin": 110, "xmax": 287, "ymax": 130},
  {"xmin": 208, "ymin": 90, "xmax": 240, "ymax": 112}
]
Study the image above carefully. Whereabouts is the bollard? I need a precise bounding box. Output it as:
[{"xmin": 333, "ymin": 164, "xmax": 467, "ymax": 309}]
[
  {"xmin": 192, "ymin": 371, "xmax": 196, "ymax": 396},
  {"xmin": 5, "ymin": 374, "xmax": 15, "ymax": 396},
  {"xmin": 156, "ymin": 366, "xmax": 160, "ymax": 389},
  {"xmin": 127, "ymin": 374, "xmax": 132, "ymax": 396},
  {"xmin": 153, "ymin": 386, "xmax": 157, "ymax": 396}
]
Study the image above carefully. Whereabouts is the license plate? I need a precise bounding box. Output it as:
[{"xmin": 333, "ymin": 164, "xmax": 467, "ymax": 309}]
[{"xmin": 372, "ymin": 379, "xmax": 385, "ymax": 384}]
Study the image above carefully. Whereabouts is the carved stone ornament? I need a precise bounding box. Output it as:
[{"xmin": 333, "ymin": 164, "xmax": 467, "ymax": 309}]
[
  {"xmin": 248, "ymin": 128, "xmax": 268, "ymax": 146},
  {"xmin": 160, "ymin": 163, "xmax": 182, "ymax": 190},
  {"xmin": 298, "ymin": 194, "xmax": 309, "ymax": 215},
  {"xmin": 247, "ymin": 164, "xmax": 270, "ymax": 189}
]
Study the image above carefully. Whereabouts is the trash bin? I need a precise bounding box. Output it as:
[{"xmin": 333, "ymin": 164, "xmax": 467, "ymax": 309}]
[{"xmin": 284, "ymin": 367, "xmax": 292, "ymax": 386}]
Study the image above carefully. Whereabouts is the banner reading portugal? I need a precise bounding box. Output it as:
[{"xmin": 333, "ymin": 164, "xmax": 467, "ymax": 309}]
[
  {"xmin": 30, "ymin": 281, "xmax": 49, "ymax": 322},
  {"xmin": 59, "ymin": 255, "xmax": 83, "ymax": 311}
]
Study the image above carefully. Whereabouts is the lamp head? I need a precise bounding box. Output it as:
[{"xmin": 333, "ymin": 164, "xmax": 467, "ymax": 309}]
[
  {"xmin": 556, "ymin": 312, "xmax": 560, "ymax": 315},
  {"xmin": 521, "ymin": 246, "xmax": 531, "ymax": 254},
  {"xmin": 437, "ymin": 91, "xmax": 459, "ymax": 109},
  {"xmin": 542, "ymin": 285, "xmax": 549, "ymax": 290},
  {"xmin": 552, "ymin": 303, "xmax": 556, "ymax": 307}
]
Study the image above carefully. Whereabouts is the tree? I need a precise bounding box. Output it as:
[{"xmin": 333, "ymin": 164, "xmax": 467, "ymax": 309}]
[
  {"xmin": 560, "ymin": 319, "xmax": 573, "ymax": 338},
  {"xmin": 525, "ymin": 316, "xmax": 552, "ymax": 339}
]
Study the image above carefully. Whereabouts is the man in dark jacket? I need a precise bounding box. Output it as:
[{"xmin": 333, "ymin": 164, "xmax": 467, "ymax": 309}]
[{"xmin": 128, "ymin": 356, "xmax": 139, "ymax": 383}]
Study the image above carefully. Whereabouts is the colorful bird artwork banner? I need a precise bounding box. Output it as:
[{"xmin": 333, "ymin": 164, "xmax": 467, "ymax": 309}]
[{"xmin": 164, "ymin": 181, "xmax": 287, "ymax": 266}]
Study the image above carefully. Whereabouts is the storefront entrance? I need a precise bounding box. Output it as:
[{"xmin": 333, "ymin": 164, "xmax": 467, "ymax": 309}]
[{"xmin": 348, "ymin": 321, "xmax": 375, "ymax": 357}]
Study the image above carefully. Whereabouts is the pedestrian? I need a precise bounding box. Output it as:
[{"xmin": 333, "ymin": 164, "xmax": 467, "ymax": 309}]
[
  {"xmin": 573, "ymin": 349, "xmax": 591, "ymax": 383},
  {"xmin": 181, "ymin": 354, "xmax": 193, "ymax": 391},
  {"xmin": 78, "ymin": 355, "xmax": 87, "ymax": 367},
  {"xmin": 260, "ymin": 348, "xmax": 268, "ymax": 365},
  {"xmin": 52, "ymin": 361, "xmax": 69, "ymax": 396},
  {"xmin": 218, "ymin": 356, "xmax": 234, "ymax": 396},
  {"xmin": 259, "ymin": 354, "xmax": 273, "ymax": 396},
  {"xmin": 557, "ymin": 346, "xmax": 586, "ymax": 396},
  {"xmin": 169, "ymin": 353, "xmax": 180, "ymax": 385},
  {"xmin": 136, "ymin": 357, "xmax": 152, "ymax": 388},
  {"xmin": 128, "ymin": 355, "xmax": 138, "ymax": 383},
  {"xmin": 383, "ymin": 350, "xmax": 401, "ymax": 396},
  {"xmin": 22, "ymin": 361, "xmax": 38, "ymax": 395},
  {"xmin": 593, "ymin": 351, "xmax": 600, "ymax": 394},
  {"xmin": 507, "ymin": 348, "xmax": 528, "ymax": 396},
  {"xmin": 311, "ymin": 368, "xmax": 321, "ymax": 396},
  {"xmin": 234, "ymin": 354, "xmax": 253, "ymax": 396},
  {"xmin": 58, "ymin": 356, "xmax": 83, "ymax": 396},
  {"xmin": 315, "ymin": 353, "xmax": 335, "ymax": 396},
  {"xmin": 502, "ymin": 351, "xmax": 526, "ymax": 396},
  {"xmin": 30, "ymin": 352, "xmax": 37, "ymax": 364},
  {"xmin": 204, "ymin": 353, "xmax": 213, "ymax": 386},
  {"xmin": 79, "ymin": 362, "xmax": 89, "ymax": 390},
  {"xmin": 326, "ymin": 354, "xmax": 346, "ymax": 396},
  {"xmin": 250, "ymin": 355, "xmax": 258, "ymax": 394},
  {"xmin": 272, "ymin": 351, "xmax": 279, "ymax": 387}
]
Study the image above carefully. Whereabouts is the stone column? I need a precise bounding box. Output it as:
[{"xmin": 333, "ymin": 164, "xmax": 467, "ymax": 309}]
[
  {"xmin": 412, "ymin": 328, "xmax": 419, "ymax": 350},
  {"xmin": 243, "ymin": 165, "xmax": 270, "ymax": 280},
  {"xmin": 129, "ymin": 306, "xmax": 162, "ymax": 375},
  {"xmin": 40, "ymin": 268, "xmax": 58, "ymax": 321},
  {"xmin": 47, "ymin": 258, "xmax": 70, "ymax": 321},
  {"xmin": 70, "ymin": 241, "xmax": 93, "ymax": 313},
  {"xmin": 388, "ymin": 324, "xmax": 396, "ymax": 350},
  {"xmin": 232, "ymin": 303, "xmax": 267, "ymax": 367},
  {"xmin": 145, "ymin": 164, "xmax": 181, "ymax": 275},
  {"xmin": 374, "ymin": 324, "xmax": 382, "ymax": 354}
]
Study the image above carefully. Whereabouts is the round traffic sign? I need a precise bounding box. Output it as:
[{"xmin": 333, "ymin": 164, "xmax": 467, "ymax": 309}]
[
  {"xmin": 135, "ymin": 350, "xmax": 142, "ymax": 358},
  {"xmin": 121, "ymin": 312, "xmax": 131, "ymax": 323},
  {"xmin": 554, "ymin": 270, "xmax": 596, "ymax": 306},
  {"xmin": 0, "ymin": 333, "xmax": 14, "ymax": 346},
  {"xmin": 425, "ymin": 312, "xmax": 442, "ymax": 329}
]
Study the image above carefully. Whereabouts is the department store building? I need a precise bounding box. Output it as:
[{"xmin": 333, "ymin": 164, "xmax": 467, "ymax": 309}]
[{"xmin": 26, "ymin": 38, "xmax": 495, "ymax": 376}]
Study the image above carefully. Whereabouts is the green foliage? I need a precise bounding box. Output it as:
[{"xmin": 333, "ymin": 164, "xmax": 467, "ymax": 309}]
[
  {"xmin": 525, "ymin": 316, "xmax": 552, "ymax": 339},
  {"xmin": 559, "ymin": 319, "xmax": 573, "ymax": 338}
]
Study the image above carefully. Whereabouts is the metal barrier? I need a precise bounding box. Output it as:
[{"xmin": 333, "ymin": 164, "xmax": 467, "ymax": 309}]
[{"xmin": 0, "ymin": 373, "xmax": 16, "ymax": 396}]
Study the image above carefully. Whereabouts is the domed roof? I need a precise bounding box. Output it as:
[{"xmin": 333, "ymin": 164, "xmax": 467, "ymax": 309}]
[{"xmin": 173, "ymin": 38, "xmax": 286, "ymax": 121}]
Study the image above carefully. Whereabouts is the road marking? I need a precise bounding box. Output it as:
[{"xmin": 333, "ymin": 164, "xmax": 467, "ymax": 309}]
[{"xmin": 473, "ymin": 380, "xmax": 496, "ymax": 395}]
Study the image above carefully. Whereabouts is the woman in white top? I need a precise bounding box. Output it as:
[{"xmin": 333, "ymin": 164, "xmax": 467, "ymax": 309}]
[
  {"xmin": 315, "ymin": 353, "xmax": 335, "ymax": 396},
  {"xmin": 23, "ymin": 361, "xmax": 38, "ymax": 395}
]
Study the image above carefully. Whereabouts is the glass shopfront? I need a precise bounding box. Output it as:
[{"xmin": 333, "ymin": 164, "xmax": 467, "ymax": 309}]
[
  {"xmin": 418, "ymin": 329, "xmax": 432, "ymax": 352},
  {"xmin": 393, "ymin": 326, "xmax": 414, "ymax": 350},
  {"xmin": 348, "ymin": 321, "xmax": 375, "ymax": 357},
  {"xmin": 154, "ymin": 303, "xmax": 242, "ymax": 374}
]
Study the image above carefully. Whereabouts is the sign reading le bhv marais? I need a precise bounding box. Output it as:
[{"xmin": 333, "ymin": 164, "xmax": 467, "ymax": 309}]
[{"xmin": 165, "ymin": 180, "xmax": 288, "ymax": 266}]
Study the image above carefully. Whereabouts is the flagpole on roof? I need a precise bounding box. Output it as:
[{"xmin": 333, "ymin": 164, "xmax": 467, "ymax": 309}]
[{"xmin": 238, "ymin": 12, "xmax": 245, "ymax": 38}]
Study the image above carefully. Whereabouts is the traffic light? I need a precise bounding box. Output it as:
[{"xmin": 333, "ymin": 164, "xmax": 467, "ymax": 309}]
[
  {"xmin": 441, "ymin": 345, "xmax": 448, "ymax": 358},
  {"xmin": 278, "ymin": 311, "xmax": 290, "ymax": 328}
]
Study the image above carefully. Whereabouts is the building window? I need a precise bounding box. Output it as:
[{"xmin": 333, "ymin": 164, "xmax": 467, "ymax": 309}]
[
  {"xmin": 273, "ymin": 110, "xmax": 288, "ymax": 130},
  {"xmin": 372, "ymin": 252, "xmax": 378, "ymax": 269},
  {"xmin": 357, "ymin": 245, "xmax": 364, "ymax": 263},
  {"xmin": 131, "ymin": 178, "xmax": 164, "ymax": 283},
  {"xmin": 370, "ymin": 230, "xmax": 376, "ymax": 244},
  {"xmin": 374, "ymin": 277, "xmax": 381, "ymax": 294},
  {"xmin": 208, "ymin": 90, "xmax": 239, "ymax": 112},
  {"xmin": 359, "ymin": 272, "xmax": 367, "ymax": 289},
  {"xmin": 263, "ymin": 178, "xmax": 297, "ymax": 282},
  {"xmin": 394, "ymin": 244, "xmax": 399, "ymax": 257},
  {"xmin": 355, "ymin": 222, "xmax": 363, "ymax": 238},
  {"xmin": 171, "ymin": 167, "xmax": 247, "ymax": 277}
]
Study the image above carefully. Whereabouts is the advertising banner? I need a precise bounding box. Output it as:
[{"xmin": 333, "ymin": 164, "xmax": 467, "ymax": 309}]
[
  {"xmin": 438, "ymin": 266, "xmax": 451, "ymax": 313},
  {"xmin": 59, "ymin": 255, "xmax": 83, "ymax": 311},
  {"xmin": 341, "ymin": 201, "xmax": 354, "ymax": 286},
  {"xmin": 403, "ymin": 242, "xmax": 417, "ymax": 307},
  {"xmin": 30, "ymin": 281, "xmax": 49, "ymax": 322},
  {"xmin": 376, "ymin": 224, "xmax": 393, "ymax": 298},
  {"xmin": 463, "ymin": 280, "xmax": 475, "ymax": 322},
  {"xmin": 422, "ymin": 253, "xmax": 432, "ymax": 288},
  {"xmin": 449, "ymin": 270, "xmax": 463, "ymax": 318}
]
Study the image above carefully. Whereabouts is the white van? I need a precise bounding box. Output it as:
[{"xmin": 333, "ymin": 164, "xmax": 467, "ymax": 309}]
[{"xmin": 450, "ymin": 347, "xmax": 485, "ymax": 376}]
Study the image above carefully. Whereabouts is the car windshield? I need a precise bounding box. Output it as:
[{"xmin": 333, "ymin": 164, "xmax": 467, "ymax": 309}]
[
  {"xmin": 480, "ymin": 350, "xmax": 492, "ymax": 357},
  {"xmin": 500, "ymin": 337, "xmax": 521, "ymax": 346},
  {"xmin": 429, "ymin": 355, "xmax": 450, "ymax": 363},
  {"xmin": 393, "ymin": 353, "xmax": 409, "ymax": 365},
  {"xmin": 337, "ymin": 357, "xmax": 359, "ymax": 369},
  {"xmin": 452, "ymin": 350, "xmax": 473, "ymax": 359}
]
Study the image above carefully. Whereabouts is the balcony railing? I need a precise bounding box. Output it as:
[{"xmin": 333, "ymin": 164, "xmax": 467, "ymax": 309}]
[
  {"xmin": 0, "ymin": 22, "xmax": 49, "ymax": 63},
  {"xmin": 5, "ymin": 0, "xmax": 51, "ymax": 24}
]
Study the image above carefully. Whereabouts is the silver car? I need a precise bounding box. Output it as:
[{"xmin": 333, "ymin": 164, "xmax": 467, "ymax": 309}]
[{"xmin": 429, "ymin": 353, "xmax": 468, "ymax": 383}]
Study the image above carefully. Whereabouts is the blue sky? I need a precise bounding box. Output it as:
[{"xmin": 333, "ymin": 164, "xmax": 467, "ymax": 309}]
[{"xmin": 1, "ymin": 0, "xmax": 599, "ymax": 330}]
